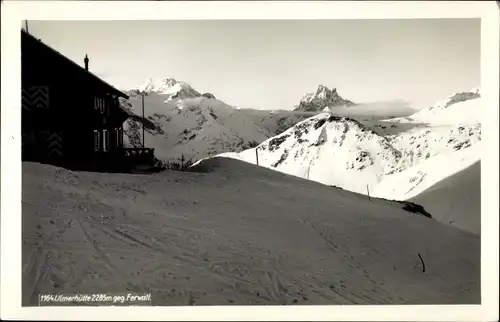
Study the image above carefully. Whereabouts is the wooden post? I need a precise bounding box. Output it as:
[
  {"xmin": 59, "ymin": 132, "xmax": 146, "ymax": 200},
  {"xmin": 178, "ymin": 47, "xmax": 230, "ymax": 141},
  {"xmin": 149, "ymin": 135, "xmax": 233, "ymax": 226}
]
[
  {"xmin": 141, "ymin": 93, "xmax": 145, "ymax": 148},
  {"xmin": 367, "ymin": 185, "xmax": 370, "ymax": 200},
  {"xmin": 418, "ymin": 253, "xmax": 426, "ymax": 272},
  {"xmin": 255, "ymin": 148, "xmax": 259, "ymax": 166}
]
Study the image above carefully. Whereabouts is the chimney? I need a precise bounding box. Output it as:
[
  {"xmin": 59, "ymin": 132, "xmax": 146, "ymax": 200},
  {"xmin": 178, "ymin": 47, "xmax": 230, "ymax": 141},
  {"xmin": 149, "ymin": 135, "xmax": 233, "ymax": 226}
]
[{"xmin": 84, "ymin": 54, "xmax": 89, "ymax": 71}]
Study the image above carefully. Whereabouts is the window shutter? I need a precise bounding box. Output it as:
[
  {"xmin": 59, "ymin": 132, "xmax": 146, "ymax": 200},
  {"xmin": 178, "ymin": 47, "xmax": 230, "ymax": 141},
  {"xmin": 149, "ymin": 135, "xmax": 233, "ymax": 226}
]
[
  {"xmin": 106, "ymin": 130, "xmax": 110, "ymax": 151},
  {"xmin": 115, "ymin": 128, "xmax": 120, "ymax": 147},
  {"xmin": 94, "ymin": 130, "xmax": 100, "ymax": 152},
  {"xmin": 103, "ymin": 129, "xmax": 108, "ymax": 152}
]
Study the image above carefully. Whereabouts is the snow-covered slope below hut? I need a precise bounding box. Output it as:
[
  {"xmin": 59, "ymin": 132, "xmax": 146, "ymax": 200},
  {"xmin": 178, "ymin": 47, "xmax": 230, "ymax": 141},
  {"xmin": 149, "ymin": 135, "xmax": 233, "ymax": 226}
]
[{"xmin": 22, "ymin": 159, "xmax": 480, "ymax": 306}]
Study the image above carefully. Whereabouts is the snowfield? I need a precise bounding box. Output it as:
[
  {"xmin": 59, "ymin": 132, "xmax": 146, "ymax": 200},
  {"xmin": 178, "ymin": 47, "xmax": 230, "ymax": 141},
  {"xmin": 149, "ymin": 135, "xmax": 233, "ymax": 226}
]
[
  {"xmin": 371, "ymin": 144, "xmax": 480, "ymax": 201},
  {"xmin": 410, "ymin": 161, "xmax": 481, "ymax": 235},
  {"xmin": 217, "ymin": 113, "xmax": 403, "ymax": 195},
  {"xmin": 22, "ymin": 158, "xmax": 480, "ymax": 306}
]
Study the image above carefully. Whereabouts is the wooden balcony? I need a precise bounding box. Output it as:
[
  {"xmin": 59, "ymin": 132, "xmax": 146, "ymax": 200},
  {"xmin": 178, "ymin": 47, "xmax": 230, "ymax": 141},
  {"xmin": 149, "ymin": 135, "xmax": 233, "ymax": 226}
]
[
  {"xmin": 122, "ymin": 147, "xmax": 155, "ymax": 163},
  {"xmin": 86, "ymin": 147, "xmax": 156, "ymax": 172}
]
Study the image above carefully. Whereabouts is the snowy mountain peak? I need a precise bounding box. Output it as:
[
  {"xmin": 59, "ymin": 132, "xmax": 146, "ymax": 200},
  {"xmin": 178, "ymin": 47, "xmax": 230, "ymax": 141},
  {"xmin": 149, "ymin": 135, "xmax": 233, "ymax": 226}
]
[
  {"xmin": 314, "ymin": 84, "xmax": 336, "ymax": 98},
  {"xmin": 412, "ymin": 87, "xmax": 481, "ymax": 118},
  {"xmin": 135, "ymin": 77, "xmax": 201, "ymax": 102},
  {"xmin": 469, "ymin": 87, "xmax": 480, "ymax": 95},
  {"xmin": 295, "ymin": 85, "xmax": 355, "ymax": 112},
  {"xmin": 137, "ymin": 77, "xmax": 176, "ymax": 93},
  {"xmin": 382, "ymin": 86, "xmax": 482, "ymax": 126},
  {"xmin": 428, "ymin": 88, "xmax": 481, "ymax": 111}
]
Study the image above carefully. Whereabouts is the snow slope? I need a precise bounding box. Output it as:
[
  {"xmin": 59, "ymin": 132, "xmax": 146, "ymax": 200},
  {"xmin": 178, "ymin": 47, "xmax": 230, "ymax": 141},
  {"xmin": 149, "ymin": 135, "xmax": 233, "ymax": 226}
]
[
  {"xmin": 22, "ymin": 159, "xmax": 480, "ymax": 306},
  {"xmin": 388, "ymin": 96, "xmax": 481, "ymax": 127},
  {"xmin": 410, "ymin": 161, "xmax": 481, "ymax": 235},
  {"xmin": 403, "ymin": 88, "xmax": 481, "ymax": 125},
  {"xmin": 218, "ymin": 113, "xmax": 403, "ymax": 195},
  {"xmin": 371, "ymin": 140, "xmax": 480, "ymax": 200},
  {"xmin": 372, "ymin": 88, "xmax": 482, "ymax": 199},
  {"xmin": 212, "ymin": 88, "xmax": 481, "ymax": 202}
]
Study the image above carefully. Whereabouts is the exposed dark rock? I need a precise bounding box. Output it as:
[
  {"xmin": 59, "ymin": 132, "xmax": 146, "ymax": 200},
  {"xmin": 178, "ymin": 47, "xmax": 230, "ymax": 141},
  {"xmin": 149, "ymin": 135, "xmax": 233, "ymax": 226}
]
[
  {"xmin": 202, "ymin": 93, "xmax": 216, "ymax": 99},
  {"xmin": 294, "ymin": 85, "xmax": 355, "ymax": 112}
]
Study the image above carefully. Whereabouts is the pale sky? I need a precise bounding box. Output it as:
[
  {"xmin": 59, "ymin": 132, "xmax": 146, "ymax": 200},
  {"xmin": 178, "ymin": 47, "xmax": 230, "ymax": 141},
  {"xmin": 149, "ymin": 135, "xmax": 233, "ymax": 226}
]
[{"xmin": 26, "ymin": 19, "xmax": 480, "ymax": 110}]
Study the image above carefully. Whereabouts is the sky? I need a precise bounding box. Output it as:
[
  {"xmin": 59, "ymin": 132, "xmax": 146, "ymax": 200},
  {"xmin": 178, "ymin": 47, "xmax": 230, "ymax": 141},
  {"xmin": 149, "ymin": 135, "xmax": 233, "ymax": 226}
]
[{"xmin": 26, "ymin": 19, "xmax": 480, "ymax": 110}]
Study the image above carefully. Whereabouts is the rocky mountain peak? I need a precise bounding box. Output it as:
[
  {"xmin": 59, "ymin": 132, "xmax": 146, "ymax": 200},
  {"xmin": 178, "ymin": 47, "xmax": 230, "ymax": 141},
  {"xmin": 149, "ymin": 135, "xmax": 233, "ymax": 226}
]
[
  {"xmin": 294, "ymin": 85, "xmax": 355, "ymax": 112},
  {"xmin": 134, "ymin": 77, "xmax": 201, "ymax": 101}
]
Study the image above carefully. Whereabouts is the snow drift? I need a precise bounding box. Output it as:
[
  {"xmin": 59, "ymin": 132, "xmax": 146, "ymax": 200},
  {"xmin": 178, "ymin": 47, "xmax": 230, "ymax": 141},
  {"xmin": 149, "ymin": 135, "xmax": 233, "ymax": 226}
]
[{"xmin": 410, "ymin": 161, "xmax": 481, "ymax": 235}]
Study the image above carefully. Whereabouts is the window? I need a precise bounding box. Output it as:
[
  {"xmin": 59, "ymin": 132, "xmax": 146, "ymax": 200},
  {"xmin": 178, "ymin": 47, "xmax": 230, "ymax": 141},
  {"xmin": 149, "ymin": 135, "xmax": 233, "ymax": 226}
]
[
  {"xmin": 103, "ymin": 129, "xmax": 109, "ymax": 152},
  {"xmin": 119, "ymin": 128, "xmax": 123, "ymax": 146},
  {"xmin": 93, "ymin": 130, "xmax": 100, "ymax": 152},
  {"xmin": 94, "ymin": 96, "xmax": 106, "ymax": 114}
]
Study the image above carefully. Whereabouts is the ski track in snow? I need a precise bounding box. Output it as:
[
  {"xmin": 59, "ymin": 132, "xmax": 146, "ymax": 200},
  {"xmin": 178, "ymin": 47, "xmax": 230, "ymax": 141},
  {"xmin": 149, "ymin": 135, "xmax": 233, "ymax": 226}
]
[{"xmin": 22, "ymin": 159, "xmax": 479, "ymax": 306}]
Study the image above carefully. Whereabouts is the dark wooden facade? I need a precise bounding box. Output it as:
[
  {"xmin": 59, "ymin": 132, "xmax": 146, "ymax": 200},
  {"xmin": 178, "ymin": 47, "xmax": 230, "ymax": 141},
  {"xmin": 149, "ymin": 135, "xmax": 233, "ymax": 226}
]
[{"xmin": 21, "ymin": 30, "xmax": 154, "ymax": 171}]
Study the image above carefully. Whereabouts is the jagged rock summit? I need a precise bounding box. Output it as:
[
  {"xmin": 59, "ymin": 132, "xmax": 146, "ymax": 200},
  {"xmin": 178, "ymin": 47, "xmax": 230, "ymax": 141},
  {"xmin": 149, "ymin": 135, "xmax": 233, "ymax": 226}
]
[{"xmin": 294, "ymin": 85, "xmax": 355, "ymax": 112}]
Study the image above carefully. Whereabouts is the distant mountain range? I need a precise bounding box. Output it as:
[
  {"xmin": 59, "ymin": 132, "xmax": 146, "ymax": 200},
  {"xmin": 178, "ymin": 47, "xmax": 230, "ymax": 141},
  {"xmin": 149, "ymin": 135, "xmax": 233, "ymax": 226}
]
[
  {"xmin": 120, "ymin": 80, "xmax": 359, "ymax": 163},
  {"xmin": 119, "ymin": 78, "xmax": 481, "ymax": 233}
]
